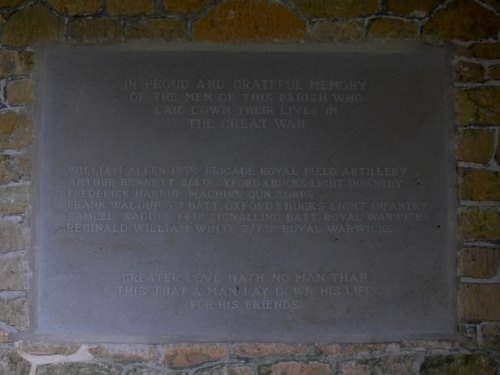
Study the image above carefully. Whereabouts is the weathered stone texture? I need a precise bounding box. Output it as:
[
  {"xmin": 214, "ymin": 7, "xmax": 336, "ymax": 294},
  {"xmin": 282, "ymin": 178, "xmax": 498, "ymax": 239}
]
[
  {"xmin": 0, "ymin": 111, "xmax": 31, "ymax": 150},
  {"xmin": 1, "ymin": 5, "xmax": 64, "ymax": 47},
  {"xmin": 338, "ymin": 356, "xmax": 414, "ymax": 375},
  {"xmin": 36, "ymin": 362, "xmax": 123, "ymax": 375},
  {"xmin": 123, "ymin": 367, "xmax": 172, "ymax": 375},
  {"xmin": 459, "ymin": 284, "xmax": 500, "ymax": 321},
  {"xmin": 163, "ymin": 344, "xmax": 228, "ymax": 369},
  {"xmin": 107, "ymin": 0, "xmax": 156, "ymax": 16},
  {"xmin": 259, "ymin": 361, "xmax": 329, "ymax": 375},
  {"xmin": 0, "ymin": 351, "xmax": 30, "ymax": 375},
  {"xmin": 0, "ymin": 220, "xmax": 29, "ymax": 253},
  {"xmin": 0, "ymin": 51, "xmax": 33, "ymax": 79},
  {"xmin": 454, "ymin": 61, "xmax": 486, "ymax": 83},
  {"xmin": 497, "ymin": 132, "xmax": 500, "ymax": 164},
  {"xmin": 0, "ymin": 0, "xmax": 27, "ymax": 8},
  {"xmin": 481, "ymin": 323, "xmax": 500, "ymax": 351},
  {"xmin": 316, "ymin": 343, "xmax": 396, "ymax": 359},
  {"xmin": 0, "ymin": 185, "xmax": 30, "ymax": 216},
  {"xmin": 487, "ymin": 64, "xmax": 500, "ymax": 80},
  {"xmin": 69, "ymin": 18, "xmax": 123, "ymax": 42},
  {"xmin": 164, "ymin": 0, "xmax": 212, "ymax": 14},
  {"xmin": 0, "ymin": 155, "xmax": 30, "ymax": 185},
  {"xmin": 294, "ymin": 0, "xmax": 379, "ymax": 17},
  {"xmin": 125, "ymin": 19, "xmax": 187, "ymax": 41},
  {"xmin": 423, "ymin": 0, "xmax": 500, "ymax": 42},
  {"xmin": 193, "ymin": 0, "xmax": 305, "ymax": 42},
  {"xmin": 456, "ymin": 129, "xmax": 495, "ymax": 163},
  {"xmin": 196, "ymin": 365, "xmax": 255, "ymax": 375},
  {"xmin": 455, "ymin": 88, "xmax": 500, "ymax": 126},
  {"xmin": 233, "ymin": 343, "xmax": 309, "ymax": 358},
  {"xmin": 89, "ymin": 344, "xmax": 159, "ymax": 363},
  {"xmin": 6, "ymin": 79, "xmax": 34, "ymax": 106},
  {"xmin": 15, "ymin": 341, "xmax": 81, "ymax": 355},
  {"xmin": 368, "ymin": 18, "xmax": 418, "ymax": 40},
  {"xmin": 48, "ymin": 0, "xmax": 101, "ymax": 15},
  {"xmin": 0, "ymin": 254, "xmax": 27, "ymax": 290},
  {"xmin": 308, "ymin": 20, "xmax": 365, "ymax": 42},
  {"xmin": 0, "ymin": 297, "xmax": 28, "ymax": 330},
  {"xmin": 458, "ymin": 207, "xmax": 500, "ymax": 241},
  {"xmin": 456, "ymin": 43, "xmax": 500, "ymax": 59},
  {"xmin": 459, "ymin": 169, "xmax": 500, "ymax": 201},
  {"xmin": 420, "ymin": 354, "xmax": 498, "ymax": 375},
  {"xmin": 386, "ymin": 0, "xmax": 437, "ymax": 17},
  {"xmin": 459, "ymin": 247, "xmax": 500, "ymax": 279}
]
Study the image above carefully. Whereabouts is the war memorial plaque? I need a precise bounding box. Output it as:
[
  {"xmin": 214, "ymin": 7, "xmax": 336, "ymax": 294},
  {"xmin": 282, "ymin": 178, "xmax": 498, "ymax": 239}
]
[{"xmin": 33, "ymin": 46, "xmax": 455, "ymax": 342}]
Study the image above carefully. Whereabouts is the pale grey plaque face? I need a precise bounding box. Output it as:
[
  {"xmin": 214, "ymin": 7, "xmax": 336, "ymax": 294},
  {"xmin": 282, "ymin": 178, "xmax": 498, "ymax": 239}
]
[{"xmin": 33, "ymin": 46, "xmax": 455, "ymax": 342}]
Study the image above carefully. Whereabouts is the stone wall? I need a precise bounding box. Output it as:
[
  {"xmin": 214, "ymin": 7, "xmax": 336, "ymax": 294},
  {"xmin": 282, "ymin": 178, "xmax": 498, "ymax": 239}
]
[{"xmin": 0, "ymin": 0, "xmax": 499, "ymax": 374}]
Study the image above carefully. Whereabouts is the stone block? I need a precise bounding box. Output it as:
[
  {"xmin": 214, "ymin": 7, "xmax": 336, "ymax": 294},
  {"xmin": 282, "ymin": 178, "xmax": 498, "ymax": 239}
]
[
  {"xmin": 316, "ymin": 343, "xmax": 395, "ymax": 359},
  {"xmin": 233, "ymin": 343, "xmax": 309, "ymax": 358},
  {"xmin": 1, "ymin": 5, "xmax": 64, "ymax": 47},
  {"xmin": 6, "ymin": 79, "xmax": 34, "ymax": 106},
  {"xmin": 0, "ymin": 185, "xmax": 30, "ymax": 216},
  {"xmin": 0, "ymin": 51, "xmax": 34, "ymax": 78},
  {"xmin": 456, "ymin": 43, "xmax": 500, "ymax": 59},
  {"xmin": 456, "ymin": 129, "xmax": 495, "ymax": 163},
  {"xmin": 48, "ymin": 0, "xmax": 101, "ymax": 15},
  {"xmin": 307, "ymin": 20, "xmax": 365, "ymax": 42},
  {"xmin": 458, "ymin": 283, "xmax": 500, "ymax": 321},
  {"xmin": 193, "ymin": 0, "xmax": 305, "ymax": 41},
  {"xmin": 88, "ymin": 344, "xmax": 159, "ymax": 363},
  {"xmin": 0, "ymin": 111, "xmax": 32, "ymax": 150},
  {"xmin": 0, "ymin": 254, "xmax": 27, "ymax": 290},
  {"xmin": 481, "ymin": 323, "xmax": 500, "ymax": 351},
  {"xmin": 15, "ymin": 341, "xmax": 81, "ymax": 355},
  {"xmin": 423, "ymin": 0, "xmax": 500, "ymax": 42},
  {"xmin": 460, "ymin": 206, "xmax": 499, "ymax": 241},
  {"xmin": 421, "ymin": 354, "xmax": 498, "ymax": 375},
  {"xmin": 0, "ymin": 0, "xmax": 27, "ymax": 8},
  {"xmin": 0, "ymin": 296, "xmax": 28, "ymax": 330},
  {"xmin": 368, "ymin": 18, "xmax": 418, "ymax": 40},
  {"xmin": 338, "ymin": 356, "xmax": 414, "ymax": 375},
  {"xmin": 36, "ymin": 362, "xmax": 123, "ymax": 375},
  {"xmin": 294, "ymin": 0, "xmax": 379, "ymax": 17},
  {"xmin": 459, "ymin": 169, "xmax": 500, "ymax": 201},
  {"xmin": 458, "ymin": 207, "xmax": 500, "ymax": 241},
  {"xmin": 259, "ymin": 361, "xmax": 330, "ymax": 375},
  {"xmin": 487, "ymin": 64, "xmax": 500, "ymax": 80},
  {"xmin": 459, "ymin": 247, "xmax": 500, "ymax": 279},
  {"xmin": 386, "ymin": 0, "xmax": 437, "ymax": 17},
  {"xmin": 162, "ymin": 344, "xmax": 228, "ymax": 369},
  {"xmin": 455, "ymin": 88, "xmax": 500, "ymax": 126},
  {"xmin": 497, "ymin": 132, "xmax": 500, "ymax": 164},
  {"xmin": 107, "ymin": 0, "xmax": 155, "ymax": 16},
  {"xmin": 196, "ymin": 365, "xmax": 255, "ymax": 375},
  {"xmin": 454, "ymin": 61, "xmax": 485, "ymax": 83},
  {"xmin": 69, "ymin": 18, "xmax": 122, "ymax": 42},
  {"xmin": 164, "ymin": 0, "xmax": 212, "ymax": 14},
  {"xmin": 0, "ymin": 155, "xmax": 30, "ymax": 185},
  {"xmin": 124, "ymin": 19, "xmax": 187, "ymax": 41},
  {"xmin": 0, "ymin": 220, "xmax": 29, "ymax": 253}
]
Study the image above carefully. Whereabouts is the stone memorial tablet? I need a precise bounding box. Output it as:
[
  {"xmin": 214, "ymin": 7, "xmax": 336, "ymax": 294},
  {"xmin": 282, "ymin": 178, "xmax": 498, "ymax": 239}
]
[{"xmin": 33, "ymin": 45, "xmax": 455, "ymax": 342}]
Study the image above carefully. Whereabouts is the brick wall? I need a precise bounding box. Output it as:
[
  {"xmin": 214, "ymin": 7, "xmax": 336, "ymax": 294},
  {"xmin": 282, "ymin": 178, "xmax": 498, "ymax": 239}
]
[{"xmin": 0, "ymin": 0, "xmax": 499, "ymax": 374}]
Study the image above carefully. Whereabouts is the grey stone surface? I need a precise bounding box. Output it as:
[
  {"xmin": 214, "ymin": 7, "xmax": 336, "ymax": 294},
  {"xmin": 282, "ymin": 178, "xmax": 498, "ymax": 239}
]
[
  {"xmin": 0, "ymin": 254, "xmax": 27, "ymax": 290},
  {"xmin": 33, "ymin": 46, "xmax": 454, "ymax": 342},
  {"xmin": 0, "ymin": 296, "xmax": 28, "ymax": 330},
  {"xmin": 36, "ymin": 362, "xmax": 123, "ymax": 375}
]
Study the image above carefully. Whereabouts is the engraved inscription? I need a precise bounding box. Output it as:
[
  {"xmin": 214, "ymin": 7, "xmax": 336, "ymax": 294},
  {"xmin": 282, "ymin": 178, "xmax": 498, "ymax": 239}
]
[
  {"xmin": 64, "ymin": 164, "xmax": 430, "ymax": 235},
  {"xmin": 35, "ymin": 47, "xmax": 454, "ymax": 342}
]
